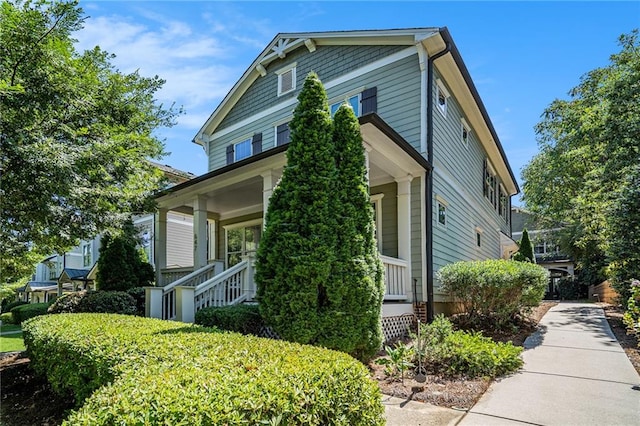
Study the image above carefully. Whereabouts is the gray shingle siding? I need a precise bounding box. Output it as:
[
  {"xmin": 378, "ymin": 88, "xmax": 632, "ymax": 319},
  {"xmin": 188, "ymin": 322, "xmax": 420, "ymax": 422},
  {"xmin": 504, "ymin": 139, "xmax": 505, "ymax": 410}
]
[{"xmin": 218, "ymin": 45, "xmax": 407, "ymax": 131}]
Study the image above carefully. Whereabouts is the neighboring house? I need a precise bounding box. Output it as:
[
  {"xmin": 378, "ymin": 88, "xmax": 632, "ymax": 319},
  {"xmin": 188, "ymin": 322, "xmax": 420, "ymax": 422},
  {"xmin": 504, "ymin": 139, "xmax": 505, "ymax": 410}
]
[
  {"xmin": 511, "ymin": 206, "xmax": 575, "ymax": 298},
  {"xmin": 19, "ymin": 163, "xmax": 196, "ymax": 303},
  {"xmin": 147, "ymin": 28, "xmax": 519, "ymax": 335}
]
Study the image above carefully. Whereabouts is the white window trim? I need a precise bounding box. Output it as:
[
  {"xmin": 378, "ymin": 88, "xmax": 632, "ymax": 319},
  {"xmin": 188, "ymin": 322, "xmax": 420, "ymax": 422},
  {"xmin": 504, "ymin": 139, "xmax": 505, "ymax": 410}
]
[
  {"xmin": 276, "ymin": 62, "xmax": 297, "ymax": 96},
  {"xmin": 223, "ymin": 218, "xmax": 263, "ymax": 268},
  {"xmin": 435, "ymin": 195, "xmax": 448, "ymax": 229},
  {"xmin": 232, "ymin": 134, "xmax": 253, "ymax": 162},
  {"xmin": 371, "ymin": 193, "xmax": 384, "ymax": 252},
  {"xmin": 461, "ymin": 118, "xmax": 470, "ymax": 146},
  {"xmin": 436, "ymin": 78, "xmax": 450, "ymax": 118}
]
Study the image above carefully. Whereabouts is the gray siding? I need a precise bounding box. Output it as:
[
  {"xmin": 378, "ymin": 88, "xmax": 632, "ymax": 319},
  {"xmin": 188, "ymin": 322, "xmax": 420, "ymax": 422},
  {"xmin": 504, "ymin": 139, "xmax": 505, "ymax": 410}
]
[
  {"xmin": 219, "ymin": 45, "xmax": 407, "ymax": 131},
  {"xmin": 209, "ymin": 48, "xmax": 422, "ymax": 172},
  {"xmin": 166, "ymin": 212, "xmax": 194, "ymax": 268},
  {"xmin": 430, "ymin": 71, "xmax": 510, "ymax": 296}
]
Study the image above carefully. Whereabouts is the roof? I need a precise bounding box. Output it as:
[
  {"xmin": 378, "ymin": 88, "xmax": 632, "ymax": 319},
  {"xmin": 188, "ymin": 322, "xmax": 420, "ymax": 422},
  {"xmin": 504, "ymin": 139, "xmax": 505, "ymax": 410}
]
[
  {"xmin": 149, "ymin": 161, "xmax": 196, "ymax": 183},
  {"xmin": 192, "ymin": 27, "xmax": 519, "ymax": 195},
  {"xmin": 61, "ymin": 268, "xmax": 91, "ymax": 280}
]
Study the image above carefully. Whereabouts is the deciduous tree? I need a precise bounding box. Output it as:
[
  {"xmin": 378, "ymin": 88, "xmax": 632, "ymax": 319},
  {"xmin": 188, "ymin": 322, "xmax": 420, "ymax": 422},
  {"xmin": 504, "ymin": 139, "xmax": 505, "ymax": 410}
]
[
  {"xmin": 0, "ymin": 1, "xmax": 177, "ymax": 283},
  {"xmin": 522, "ymin": 30, "xmax": 639, "ymax": 287}
]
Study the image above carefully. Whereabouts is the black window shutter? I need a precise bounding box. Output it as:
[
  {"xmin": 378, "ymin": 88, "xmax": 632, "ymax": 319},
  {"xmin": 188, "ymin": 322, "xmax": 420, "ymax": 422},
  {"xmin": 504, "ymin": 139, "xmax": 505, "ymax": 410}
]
[
  {"xmin": 361, "ymin": 87, "xmax": 377, "ymax": 115},
  {"xmin": 226, "ymin": 144, "xmax": 234, "ymax": 165},
  {"xmin": 482, "ymin": 159, "xmax": 488, "ymax": 197},
  {"xmin": 276, "ymin": 123, "xmax": 290, "ymax": 146},
  {"xmin": 252, "ymin": 133, "xmax": 262, "ymax": 155}
]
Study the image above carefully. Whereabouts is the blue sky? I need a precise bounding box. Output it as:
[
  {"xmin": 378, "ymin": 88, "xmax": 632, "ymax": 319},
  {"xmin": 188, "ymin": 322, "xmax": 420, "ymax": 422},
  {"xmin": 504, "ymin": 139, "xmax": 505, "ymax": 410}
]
[{"xmin": 76, "ymin": 1, "xmax": 639, "ymax": 205}]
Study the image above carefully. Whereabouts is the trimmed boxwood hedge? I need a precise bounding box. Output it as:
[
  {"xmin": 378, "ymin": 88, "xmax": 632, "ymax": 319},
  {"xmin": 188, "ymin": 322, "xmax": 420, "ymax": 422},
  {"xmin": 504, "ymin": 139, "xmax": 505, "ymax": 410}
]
[
  {"xmin": 23, "ymin": 313, "xmax": 384, "ymax": 425},
  {"xmin": 11, "ymin": 303, "xmax": 50, "ymax": 324},
  {"xmin": 194, "ymin": 304, "xmax": 264, "ymax": 335}
]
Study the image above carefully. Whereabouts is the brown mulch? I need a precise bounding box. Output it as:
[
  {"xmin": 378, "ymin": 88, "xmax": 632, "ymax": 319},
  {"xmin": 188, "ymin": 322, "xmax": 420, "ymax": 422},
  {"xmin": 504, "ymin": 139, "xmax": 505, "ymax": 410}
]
[{"xmin": 369, "ymin": 301, "xmax": 558, "ymax": 409}]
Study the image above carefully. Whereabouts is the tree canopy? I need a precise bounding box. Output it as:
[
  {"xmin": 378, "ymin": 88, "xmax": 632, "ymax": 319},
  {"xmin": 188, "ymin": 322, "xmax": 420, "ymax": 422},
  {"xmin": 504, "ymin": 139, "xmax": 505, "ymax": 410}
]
[
  {"xmin": 0, "ymin": 1, "xmax": 178, "ymax": 283},
  {"xmin": 522, "ymin": 30, "xmax": 639, "ymax": 289}
]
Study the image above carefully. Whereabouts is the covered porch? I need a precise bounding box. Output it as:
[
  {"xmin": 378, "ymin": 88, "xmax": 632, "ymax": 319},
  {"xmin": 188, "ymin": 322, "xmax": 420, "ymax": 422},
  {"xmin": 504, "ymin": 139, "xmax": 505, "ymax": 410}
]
[{"xmin": 147, "ymin": 114, "xmax": 429, "ymax": 322}]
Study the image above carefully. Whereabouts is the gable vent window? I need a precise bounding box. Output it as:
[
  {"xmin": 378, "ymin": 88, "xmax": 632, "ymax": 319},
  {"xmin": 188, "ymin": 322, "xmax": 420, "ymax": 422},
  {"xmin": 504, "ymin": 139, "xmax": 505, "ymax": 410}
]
[
  {"xmin": 277, "ymin": 63, "xmax": 296, "ymax": 96},
  {"xmin": 436, "ymin": 79, "xmax": 450, "ymax": 118}
]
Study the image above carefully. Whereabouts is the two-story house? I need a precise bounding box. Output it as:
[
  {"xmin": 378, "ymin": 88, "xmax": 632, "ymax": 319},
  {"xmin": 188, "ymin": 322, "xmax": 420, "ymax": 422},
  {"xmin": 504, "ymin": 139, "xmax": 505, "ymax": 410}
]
[{"xmin": 146, "ymin": 28, "xmax": 519, "ymax": 337}]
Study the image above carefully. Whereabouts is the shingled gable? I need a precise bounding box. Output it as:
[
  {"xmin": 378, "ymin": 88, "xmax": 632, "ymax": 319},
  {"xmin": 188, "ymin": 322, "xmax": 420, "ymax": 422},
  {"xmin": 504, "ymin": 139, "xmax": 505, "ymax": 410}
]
[{"xmin": 192, "ymin": 27, "xmax": 518, "ymax": 196}]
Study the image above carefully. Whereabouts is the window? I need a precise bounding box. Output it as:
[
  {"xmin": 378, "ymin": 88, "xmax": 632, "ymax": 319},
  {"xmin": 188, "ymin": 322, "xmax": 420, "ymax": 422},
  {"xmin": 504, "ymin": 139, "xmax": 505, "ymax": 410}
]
[
  {"xmin": 140, "ymin": 228, "xmax": 152, "ymax": 262},
  {"xmin": 276, "ymin": 63, "xmax": 296, "ymax": 96},
  {"xmin": 499, "ymin": 186, "xmax": 509, "ymax": 223},
  {"xmin": 483, "ymin": 159, "xmax": 497, "ymax": 207},
  {"xmin": 461, "ymin": 118, "xmax": 470, "ymax": 145},
  {"xmin": 436, "ymin": 195, "xmax": 448, "ymax": 228},
  {"xmin": 276, "ymin": 122, "xmax": 290, "ymax": 146},
  {"xmin": 436, "ymin": 79, "xmax": 450, "ymax": 117},
  {"xmin": 48, "ymin": 263, "xmax": 57, "ymax": 280},
  {"xmin": 225, "ymin": 221, "xmax": 262, "ymax": 267},
  {"xmin": 534, "ymin": 242, "xmax": 545, "ymax": 255},
  {"xmin": 82, "ymin": 244, "xmax": 92, "ymax": 267},
  {"xmin": 475, "ymin": 227, "xmax": 483, "ymax": 248},
  {"xmin": 234, "ymin": 138, "xmax": 252, "ymax": 162},
  {"xmin": 330, "ymin": 94, "xmax": 360, "ymax": 117}
]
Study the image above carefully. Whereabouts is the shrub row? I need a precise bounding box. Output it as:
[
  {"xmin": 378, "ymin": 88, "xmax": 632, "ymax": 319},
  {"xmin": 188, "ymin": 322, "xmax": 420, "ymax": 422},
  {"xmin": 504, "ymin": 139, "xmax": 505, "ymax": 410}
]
[
  {"xmin": 438, "ymin": 259, "xmax": 548, "ymax": 328},
  {"xmin": 3, "ymin": 300, "xmax": 28, "ymax": 313},
  {"xmin": 47, "ymin": 291, "xmax": 137, "ymax": 315},
  {"xmin": 194, "ymin": 304, "xmax": 264, "ymax": 335},
  {"xmin": 416, "ymin": 315, "xmax": 522, "ymax": 378},
  {"xmin": 11, "ymin": 303, "xmax": 50, "ymax": 324},
  {"xmin": 23, "ymin": 314, "xmax": 384, "ymax": 425}
]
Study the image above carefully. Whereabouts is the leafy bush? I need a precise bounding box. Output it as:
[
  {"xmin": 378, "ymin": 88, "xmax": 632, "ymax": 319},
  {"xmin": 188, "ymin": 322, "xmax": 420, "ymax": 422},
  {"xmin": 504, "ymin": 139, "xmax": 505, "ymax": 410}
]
[
  {"xmin": 0, "ymin": 312, "xmax": 14, "ymax": 324},
  {"xmin": 23, "ymin": 314, "xmax": 384, "ymax": 425},
  {"xmin": 126, "ymin": 287, "xmax": 146, "ymax": 316},
  {"xmin": 438, "ymin": 259, "xmax": 548, "ymax": 328},
  {"xmin": 11, "ymin": 303, "xmax": 49, "ymax": 324},
  {"xmin": 195, "ymin": 304, "xmax": 263, "ymax": 335},
  {"xmin": 409, "ymin": 315, "xmax": 522, "ymax": 378},
  {"xmin": 513, "ymin": 229, "xmax": 536, "ymax": 263},
  {"xmin": 3, "ymin": 300, "xmax": 28, "ymax": 313},
  {"xmin": 557, "ymin": 277, "xmax": 586, "ymax": 300},
  {"xmin": 48, "ymin": 291, "xmax": 136, "ymax": 315},
  {"xmin": 623, "ymin": 279, "xmax": 640, "ymax": 347}
]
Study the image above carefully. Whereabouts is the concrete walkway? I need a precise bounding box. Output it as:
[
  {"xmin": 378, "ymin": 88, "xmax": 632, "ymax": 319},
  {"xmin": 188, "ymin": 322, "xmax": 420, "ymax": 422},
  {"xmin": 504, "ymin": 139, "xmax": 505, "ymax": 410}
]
[{"xmin": 458, "ymin": 302, "xmax": 640, "ymax": 425}]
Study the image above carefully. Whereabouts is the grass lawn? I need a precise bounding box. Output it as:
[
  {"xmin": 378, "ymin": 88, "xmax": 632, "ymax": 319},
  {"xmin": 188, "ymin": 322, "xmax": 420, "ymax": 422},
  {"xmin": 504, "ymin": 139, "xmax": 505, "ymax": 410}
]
[
  {"xmin": 1, "ymin": 324, "xmax": 22, "ymax": 334},
  {"xmin": 0, "ymin": 332, "xmax": 25, "ymax": 353}
]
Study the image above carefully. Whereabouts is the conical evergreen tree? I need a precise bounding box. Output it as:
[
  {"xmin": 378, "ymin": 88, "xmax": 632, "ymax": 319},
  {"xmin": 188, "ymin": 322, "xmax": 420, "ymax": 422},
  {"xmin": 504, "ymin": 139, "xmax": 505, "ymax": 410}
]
[
  {"xmin": 324, "ymin": 103, "xmax": 385, "ymax": 361},
  {"xmin": 513, "ymin": 228, "xmax": 536, "ymax": 263},
  {"xmin": 256, "ymin": 72, "xmax": 337, "ymax": 344}
]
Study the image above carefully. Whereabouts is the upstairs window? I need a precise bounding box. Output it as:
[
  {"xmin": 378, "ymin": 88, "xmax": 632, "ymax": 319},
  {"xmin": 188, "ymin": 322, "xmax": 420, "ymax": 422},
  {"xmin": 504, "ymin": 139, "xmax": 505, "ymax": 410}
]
[
  {"xmin": 436, "ymin": 195, "xmax": 448, "ymax": 228},
  {"xmin": 330, "ymin": 94, "xmax": 360, "ymax": 117},
  {"xmin": 499, "ymin": 186, "xmax": 509, "ymax": 223},
  {"xmin": 483, "ymin": 159, "xmax": 497, "ymax": 207},
  {"xmin": 276, "ymin": 122, "xmax": 290, "ymax": 146},
  {"xmin": 276, "ymin": 63, "xmax": 296, "ymax": 96},
  {"xmin": 461, "ymin": 118, "xmax": 470, "ymax": 145},
  {"xmin": 436, "ymin": 79, "xmax": 450, "ymax": 117},
  {"xmin": 82, "ymin": 243, "xmax": 92, "ymax": 267},
  {"xmin": 234, "ymin": 138, "xmax": 252, "ymax": 162}
]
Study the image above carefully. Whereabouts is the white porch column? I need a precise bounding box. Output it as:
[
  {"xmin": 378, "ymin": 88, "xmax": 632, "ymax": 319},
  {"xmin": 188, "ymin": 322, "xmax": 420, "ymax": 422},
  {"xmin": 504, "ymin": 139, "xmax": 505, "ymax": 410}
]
[
  {"xmin": 396, "ymin": 175, "xmax": 413, "ymax": 262},
  {"xmin": 154, "ymin": 208, "xmax": 168, "ymax": 286},
  {"xmin": 261, "ymin": 170, "xmax": 277, "ymax": 225},
  {"xmin": 145, "ymin": 287, "xmax": 163, "ymax": 318},
  {"xmin": 193, "ymin": 195, "xmax": 208, "ymax": 269}
]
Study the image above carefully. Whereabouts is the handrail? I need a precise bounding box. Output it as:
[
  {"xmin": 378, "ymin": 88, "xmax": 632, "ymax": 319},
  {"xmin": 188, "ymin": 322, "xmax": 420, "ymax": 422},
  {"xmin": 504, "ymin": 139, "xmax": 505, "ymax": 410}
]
[
  {"xmin": 163, "ymin": 262, "xmax": 219, "ymax": 293},
  {"xmin": 195, "ymin": 260, "xmax": 248, "ymax": 294},
  {"xmin": 379, "ymin": 254, "xmax": 408, "ymax": 267}
]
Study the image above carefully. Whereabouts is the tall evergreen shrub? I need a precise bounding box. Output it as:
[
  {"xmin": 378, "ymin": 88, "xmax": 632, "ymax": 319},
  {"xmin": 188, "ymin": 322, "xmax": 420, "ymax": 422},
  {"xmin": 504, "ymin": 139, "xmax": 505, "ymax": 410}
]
[
  {"xmin": 97, "ymin": 220, "xmax": 155, "ymax": 291},
  {"xmin": 513, "ymin": 228, "xmax": 536, "ymax": 263},
  {"xmin": 325, "ymin": 103, "xmax": 385, "ymax": 361},
  {"xmin": 256, "ymin": 73, "xmax": 337, "ymax": 344}
]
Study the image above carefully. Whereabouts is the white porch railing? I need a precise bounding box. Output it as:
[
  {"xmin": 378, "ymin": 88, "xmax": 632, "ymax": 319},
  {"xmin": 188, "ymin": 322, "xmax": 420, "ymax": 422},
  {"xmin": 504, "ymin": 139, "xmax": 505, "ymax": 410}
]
[
  {"xmin": 380, "ymin": 255, "xmax": 408, "ymax": 301},
  {"xmin": 193, "ymin": 260, "xmax": 251, "ymax": 312},
  {"xmin": 159, "ymin": 267, "xmax": 193, "ymax": 286}
]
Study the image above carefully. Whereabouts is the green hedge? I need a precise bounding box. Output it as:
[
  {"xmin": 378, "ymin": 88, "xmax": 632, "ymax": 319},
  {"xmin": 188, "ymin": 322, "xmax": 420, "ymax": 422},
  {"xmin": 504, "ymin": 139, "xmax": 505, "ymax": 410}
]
[
  {"xmin": 438, "ymin": 259, "xmax": 548, "ymax": 328},
  {"xmin": 3, "ymin": 300, "xmax": 28, "ymax": 313},
  {"xmin": 195, "ymin": 304, "xmax": 264, "ymax": 335},
  {"xmin": 11, "ymin": 303, "xmax": 49, "ymax": 324},
  {"xmin": 48, "ymin": 291, "xmax": 137, "ymax": 315},
  {"xmin": 23, "ymin": 314, "xmax": 384, "ymax": 425}
]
